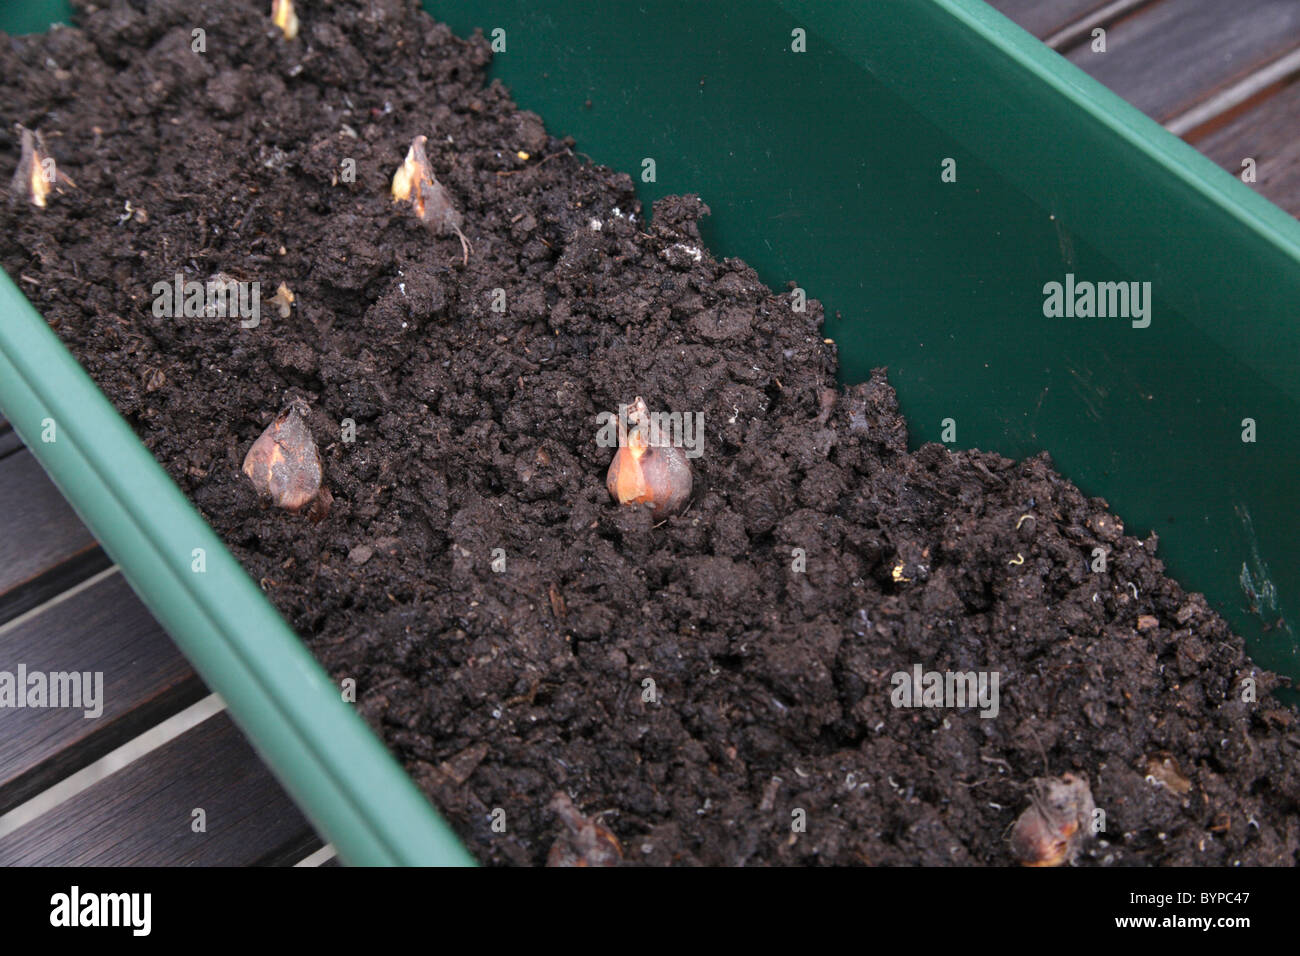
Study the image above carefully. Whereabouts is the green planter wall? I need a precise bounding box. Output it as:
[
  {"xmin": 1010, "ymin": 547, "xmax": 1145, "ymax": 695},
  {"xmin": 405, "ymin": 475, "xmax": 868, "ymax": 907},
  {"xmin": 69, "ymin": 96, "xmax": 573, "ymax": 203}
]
[
  {"xmin": 431, "ymin": 0, "xmax": 1300, "ymax": 683},
  {"xmin": 2, "ymin": 0, "xmax": 1297, "ymax": 863}
]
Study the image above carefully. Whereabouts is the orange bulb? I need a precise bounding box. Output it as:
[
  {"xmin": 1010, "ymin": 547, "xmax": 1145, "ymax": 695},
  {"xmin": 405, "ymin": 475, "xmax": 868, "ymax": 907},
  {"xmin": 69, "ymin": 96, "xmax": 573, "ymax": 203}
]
[
  {"xmin": 11, "ymin": 127, "xmax": 74, "ymax": 208},
  {"xmin": 242, "ymin": 402, "xmax": 328, "ymax": 516},
  {"xmin": 606, "ymin": 397, "xmax": 692, "ymax": 515},
  {"xmin": 1009, "ymin": 810, "xmax": 1072, "ymax": 867},
  {"xmin": 1009, "ymin": 772, "xmax": 1095, "ymax": 867},
  {"xmin": 271, "ymin": 0, "xmax": 299, "ymax": 39},
  {"xmin": 546, "ymin": 792, "xmax": 623, "ymax": 867},
  {"xmin": 391, "ymin": 135, "xmax": 471, "ymax": 264}
]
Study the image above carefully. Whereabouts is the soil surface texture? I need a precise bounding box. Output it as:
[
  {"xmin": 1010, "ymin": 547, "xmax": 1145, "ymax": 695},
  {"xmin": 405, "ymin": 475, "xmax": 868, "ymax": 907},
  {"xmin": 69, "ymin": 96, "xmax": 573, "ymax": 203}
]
[{"xmin": 3, "ymin": 0, "xmax": 1297, "ymax": 865}]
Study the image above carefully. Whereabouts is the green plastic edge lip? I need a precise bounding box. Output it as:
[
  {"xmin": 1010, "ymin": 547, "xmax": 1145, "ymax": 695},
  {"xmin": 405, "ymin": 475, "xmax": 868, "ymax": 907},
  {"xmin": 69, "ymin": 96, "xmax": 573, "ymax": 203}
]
[{"xmin": 0, "ymin": 279, "xmax": 474, "ymax": 867}]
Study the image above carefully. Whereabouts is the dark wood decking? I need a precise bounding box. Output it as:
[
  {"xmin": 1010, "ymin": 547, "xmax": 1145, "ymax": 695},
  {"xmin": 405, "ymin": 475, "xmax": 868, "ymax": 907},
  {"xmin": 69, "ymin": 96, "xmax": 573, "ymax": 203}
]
[
  {"xmin": 0, "ymin": 712, "xmax": 319, "ymax": 866},
  {"xmin": 991, "ymin": 0, "xmax": 1300, "ymax": 215},
  {"xmin": 1, "ymin": 0, "xmax": 1298, "ymax": 866},
  {"xmin": 0, "ymin": 573, "xmax": 205, "ymax": 816},
  {"xmin": 0, "ymin": 430, "xmax": 323, "ymax": 865}
]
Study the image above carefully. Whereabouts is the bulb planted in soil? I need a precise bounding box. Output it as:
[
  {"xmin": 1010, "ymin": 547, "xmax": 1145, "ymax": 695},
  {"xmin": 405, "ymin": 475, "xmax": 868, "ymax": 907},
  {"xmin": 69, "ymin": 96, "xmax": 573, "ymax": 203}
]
[
  {"xmin": 391, "ymin": 134, "xmax": 471, "ymax": 265},
  {"xmin": 10, "ymin": 0, "xmax": 1299, "ymax": 868},
  {"xmin": 242, "ymin": 402, "xmax": 331, "ymax": 519},
  {"xmin": 9, "ymin": 126, "xmax": 74, "ymax": 208},
  {"xmin": 1009, "ymin": 772, "xmax": 1096, "ymax": 867},
  {"xmin": 271, "ymin": 0, "xmax": 299, "ymax": 39},
  {"xmin": 606, "ymin": 396, "xmax": 693, "ymax": 516},
  {"xmin": 545, "ymin": 792, "xmax": 623, "ymax": 867}
]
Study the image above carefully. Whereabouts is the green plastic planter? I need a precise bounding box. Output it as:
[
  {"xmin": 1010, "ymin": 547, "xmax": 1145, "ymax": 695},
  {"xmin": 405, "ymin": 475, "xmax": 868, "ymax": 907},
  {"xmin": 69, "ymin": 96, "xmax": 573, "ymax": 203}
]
[{"xmin": 2, "ymin": 0, "xmax": 1297, "ymax": 864}]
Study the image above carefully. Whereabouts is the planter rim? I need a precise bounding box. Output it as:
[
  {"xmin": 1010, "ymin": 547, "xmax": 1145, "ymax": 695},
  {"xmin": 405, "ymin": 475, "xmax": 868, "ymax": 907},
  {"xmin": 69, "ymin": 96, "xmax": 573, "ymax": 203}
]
[{"xmin": 2, "ymin": 0, "xmax": 1297, "ymax": 865}]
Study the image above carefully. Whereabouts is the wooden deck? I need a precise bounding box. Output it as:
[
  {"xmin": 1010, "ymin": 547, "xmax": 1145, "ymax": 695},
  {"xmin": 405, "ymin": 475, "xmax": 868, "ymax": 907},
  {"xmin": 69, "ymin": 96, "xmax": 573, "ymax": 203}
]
[
  {"xmin": 996, "ymin": 0, "xmax": 1300, "ymax": 217},
  {"xmin": 1, "ymin": 0, "xmax": 1298, "ymax": 866},
  {"xmin": 0, "ymin": 420, "xmax": 325, "ymax": 865}
]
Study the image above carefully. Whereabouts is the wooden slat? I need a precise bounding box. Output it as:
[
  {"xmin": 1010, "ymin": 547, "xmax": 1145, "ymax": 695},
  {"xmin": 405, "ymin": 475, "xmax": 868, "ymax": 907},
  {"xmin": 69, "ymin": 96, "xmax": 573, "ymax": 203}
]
[
  {"xmin": 0, "ymin": 711, "xmax": 320, "ymax": 865},
  {"xmin": 1065, "ymin": 0, "xmax": 1300, "ymax": 124},
  {"xmin": 1166, "ymin": 46, "xmax": 1300, "ymax": 137},
  {"xmin": 1041, "ymin": 0, "xmax": 1159, "ymax": 51},
  {"xmin": 0, "ymin": 417, "xmax": 21, "ymax": 459},
  {"xmin": 1195, "ymin": 77, "xmax": 1300, "ymax": 216},
  {"xmin": 0, "ymin": 573, "xmax": 206, "ymax": 814},
  {"xmin": 0, "ymin": 451, "xmax": 111, "ymax": 624},
  {"xmin": 987, "ymin": 0, "xmax": 1145, "ymax": 44}
]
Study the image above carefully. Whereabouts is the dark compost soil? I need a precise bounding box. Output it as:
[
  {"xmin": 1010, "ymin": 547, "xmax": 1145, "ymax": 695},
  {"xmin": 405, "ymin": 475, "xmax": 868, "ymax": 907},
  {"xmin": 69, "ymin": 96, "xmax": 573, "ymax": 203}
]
[{"xmin": 3, "ymin": 0, "xmax": 1298, "ymax": 866}]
